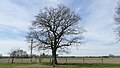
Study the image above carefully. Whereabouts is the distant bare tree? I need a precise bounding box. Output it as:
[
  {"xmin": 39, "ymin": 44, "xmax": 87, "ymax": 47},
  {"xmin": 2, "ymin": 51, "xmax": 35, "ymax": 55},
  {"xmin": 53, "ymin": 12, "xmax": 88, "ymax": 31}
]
[
  {"xmin": 9, "ymin": 49, "xmax": 28, "ymax": 63},
  {"xmin": 109, "ymin": 54, "xmax": 115, "ymax": 58},
  {"xmin": 9, "ymin": 50, "xmax": 16, "ymax": 63},
  {"xmin": 27, "ymin": 4, "xmax": 85, "ymax": 64},
  {"xmin": 114, "ymin": 1, "xmax": 120, "ymax": 42}
]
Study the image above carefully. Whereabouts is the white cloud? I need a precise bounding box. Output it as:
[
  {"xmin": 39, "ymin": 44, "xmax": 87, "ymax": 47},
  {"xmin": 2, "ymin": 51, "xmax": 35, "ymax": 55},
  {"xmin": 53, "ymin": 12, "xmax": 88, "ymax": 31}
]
[
  {"xmin": 0, "ymin": 1, "xmax": 31, "ymax": 28},
  {"xmin": 63, "ymin": 43, "xmax": 120, "ymax": 56},
  {"xmin": 83, "ymin": 0, "xmax": 118, "ymax": 45},
  {"xmin": 41, "ymin": 0, "xmax": 73, "ymax": 7},
  {"xmin": 0, "ymin": 0, "xmax": 32, "ymax": 41},
  {"xmin": 0, "ymin": 40, "xmax": 29, "ymax": 56}
]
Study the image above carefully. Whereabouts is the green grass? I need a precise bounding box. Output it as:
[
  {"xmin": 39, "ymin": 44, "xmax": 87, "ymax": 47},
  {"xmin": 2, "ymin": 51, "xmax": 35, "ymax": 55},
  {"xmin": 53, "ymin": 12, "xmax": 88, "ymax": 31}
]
[
  {"xmin": 64, "ymin": 64, "xmax": 120, "ymax": 68},
  {"xmin": 0, "ymin": 63, "xmax": 120, "ymax": 68}
]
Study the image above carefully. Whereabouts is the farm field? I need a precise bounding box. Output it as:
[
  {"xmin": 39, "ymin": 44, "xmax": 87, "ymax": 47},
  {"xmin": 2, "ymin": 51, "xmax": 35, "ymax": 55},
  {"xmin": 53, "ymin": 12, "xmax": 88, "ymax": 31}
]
[
  {"xmin": 1, "ymin": 57, "xmax": 120, "ymax": 64},
  {"xmin": 0, "ymin": 58, "xmax": 120, "ymax": 68},
  {"xmin": 0, "ymin": 63, "xmax": 120, "ymax": 68}
]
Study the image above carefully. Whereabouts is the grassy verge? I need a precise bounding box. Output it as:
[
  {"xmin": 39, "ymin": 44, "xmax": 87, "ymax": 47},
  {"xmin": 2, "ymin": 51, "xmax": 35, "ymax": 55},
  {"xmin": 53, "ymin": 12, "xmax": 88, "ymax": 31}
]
[{"xmin": 0, "ymin": 63, "xmax": 120, "ymax": 68}]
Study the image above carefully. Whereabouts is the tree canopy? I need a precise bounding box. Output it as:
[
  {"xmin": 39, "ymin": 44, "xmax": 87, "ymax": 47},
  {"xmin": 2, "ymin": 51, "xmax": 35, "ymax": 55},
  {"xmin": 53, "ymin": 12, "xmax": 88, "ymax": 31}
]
[
  {"xmin": 9, "ymin": 49, "xmax": 28, "ymax": 58},
  {"xmin": 27, "ymin": 4, "xmax": 85, "ymax": 64}
]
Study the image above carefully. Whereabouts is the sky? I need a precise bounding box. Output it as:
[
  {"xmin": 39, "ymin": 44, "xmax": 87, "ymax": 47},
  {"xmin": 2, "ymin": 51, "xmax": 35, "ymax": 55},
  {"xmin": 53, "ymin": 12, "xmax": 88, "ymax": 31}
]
[{"xmin": 0, "ymin": 0, "xmax": 120, "ymax": 56}]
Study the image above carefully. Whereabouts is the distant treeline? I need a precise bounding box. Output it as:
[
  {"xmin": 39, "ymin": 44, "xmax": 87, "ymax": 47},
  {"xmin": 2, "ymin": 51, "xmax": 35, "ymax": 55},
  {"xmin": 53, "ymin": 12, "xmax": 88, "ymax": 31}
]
[
  {"xmin": 58, "ymin": 56, "xmax": 120, "ymax": 58},
  {"xmin": 1, "ymin": 55, "xmax": 120, "ymax": 58},
  {"xmin": 0, "ymin": 53, "xmax": 119, "ymax": 58}
]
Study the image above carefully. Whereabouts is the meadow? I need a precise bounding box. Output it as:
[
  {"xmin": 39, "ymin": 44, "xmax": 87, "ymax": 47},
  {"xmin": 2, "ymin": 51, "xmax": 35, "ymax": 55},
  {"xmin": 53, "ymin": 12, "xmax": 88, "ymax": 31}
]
[{"xmin": 0, "ymin": 63, "xmax": 120, "ymax": 68}]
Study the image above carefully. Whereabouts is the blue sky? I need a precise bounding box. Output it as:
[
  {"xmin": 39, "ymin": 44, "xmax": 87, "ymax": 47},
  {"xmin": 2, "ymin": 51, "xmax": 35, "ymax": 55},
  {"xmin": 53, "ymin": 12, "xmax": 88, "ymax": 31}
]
[{"xmin": 0, "ymin": 0, "xmax": 120, "ymax": 56}]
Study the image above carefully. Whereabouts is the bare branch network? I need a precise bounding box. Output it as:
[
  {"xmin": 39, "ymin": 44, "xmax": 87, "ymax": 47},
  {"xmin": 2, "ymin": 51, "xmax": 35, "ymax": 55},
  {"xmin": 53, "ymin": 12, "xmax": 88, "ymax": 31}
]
[{"xmin": 26, "ymin": 4, "xmax": 85, "ymax": 64}]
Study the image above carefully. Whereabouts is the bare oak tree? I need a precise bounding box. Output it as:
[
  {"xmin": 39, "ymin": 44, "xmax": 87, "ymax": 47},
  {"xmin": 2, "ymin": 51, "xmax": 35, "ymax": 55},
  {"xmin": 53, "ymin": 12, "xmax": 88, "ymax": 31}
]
[
  {"xmin": 114, "ymin": 1, "xmax": 120, "ymax": 42},
  {"xmin": 27, "ymin": 5, "xmax": 85, "ymax": 64}
]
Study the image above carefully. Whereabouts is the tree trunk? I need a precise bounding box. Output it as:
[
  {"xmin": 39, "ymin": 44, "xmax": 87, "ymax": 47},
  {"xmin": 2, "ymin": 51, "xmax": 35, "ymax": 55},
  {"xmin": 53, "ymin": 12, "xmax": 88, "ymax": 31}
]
[
  {"xmin": 11, "ymin": 57, "xmax": 14, "ymax": 63},
  {"xmin": 52, "ymin": 49, "xmax": 57, "ymax": 65}
]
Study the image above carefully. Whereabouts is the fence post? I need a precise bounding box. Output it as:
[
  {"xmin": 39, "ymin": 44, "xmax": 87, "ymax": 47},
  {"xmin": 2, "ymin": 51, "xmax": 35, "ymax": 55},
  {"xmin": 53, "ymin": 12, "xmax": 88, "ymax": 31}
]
[
  {"xmin": 39, "ymin": 58, "xmax": 41, "ymax": 63},
  {"xmin": 35, "ymin": 57, "xmax": 37, "ymax": 63},
  {"xmin": 83, "ymin": 58, "xmax": 85, "ymax": 63},
  {"xmin": 66, "ymin": 58, "xmax": 67, "ymax": 64},
  {"xmin": 8, "ymin": 58, "xmax": 10, "ymax": 63},
  {"xmin": 101, "ymin": 58, "xmax": 103, "ymax": 63},
  {"xmin": 21, "ymin": 58, "xmax": 23, "ymax": 63},
  {"xmin": 50, "ymin": 58, "xmax": 51, "ymax": 63}
]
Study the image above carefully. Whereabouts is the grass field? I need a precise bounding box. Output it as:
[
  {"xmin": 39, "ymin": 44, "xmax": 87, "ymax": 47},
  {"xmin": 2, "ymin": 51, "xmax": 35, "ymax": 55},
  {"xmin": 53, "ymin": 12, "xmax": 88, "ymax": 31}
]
[{"xmin": 0, "ymin": 63, "xmax": 120, "ymax": 68}]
